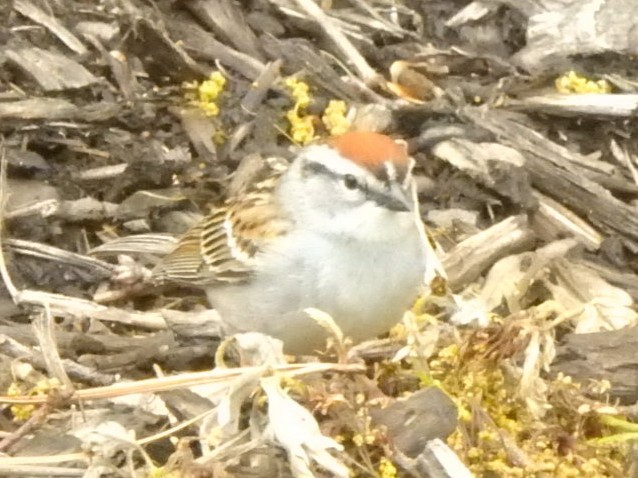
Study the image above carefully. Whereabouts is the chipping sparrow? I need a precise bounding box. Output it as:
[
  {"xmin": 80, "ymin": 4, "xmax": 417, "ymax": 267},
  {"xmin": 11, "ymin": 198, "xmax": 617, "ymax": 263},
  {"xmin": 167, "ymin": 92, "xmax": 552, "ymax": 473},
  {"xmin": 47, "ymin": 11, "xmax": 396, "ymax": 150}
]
[{"xmin": 154, "ymin": 131, "xmax": 427, "ymax": 353}]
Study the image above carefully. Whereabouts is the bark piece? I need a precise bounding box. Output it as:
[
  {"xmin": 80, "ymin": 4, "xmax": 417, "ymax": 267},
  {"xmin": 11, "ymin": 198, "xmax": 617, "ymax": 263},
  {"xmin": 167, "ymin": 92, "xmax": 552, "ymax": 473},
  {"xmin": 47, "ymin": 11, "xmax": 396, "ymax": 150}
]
[
  {"xmin": 462, "ymin": 107, "xmax": 638, "ymax": 250},
  {"xmin": 370, "ymin": 387, "xmax": 458, "ymax": 458},
  {"xmin": 183, "ymin": 0, "xmax": 263, "ymax": 61},
  {"xmin": 176, "ymin": 108, "xmax": 218, "ymax": 162},
  {"xmin": 510, "ymin": 0, "xmax": 638, "ymax": 71},
  {"xmin": 124, "ymin": 18, "xmax": 207, "ymax": 82},
  {"xmin": 5, "ymin": 47, "xmax": 97, "ymax": 91},
  {"xmin": 532, "ymin": 191, "xmax": 603, "ymax": 251},
  {"xmin": 0, "ymin": 98, "xmax": 120, "ymax": 121},
  {"xmin": 411, "ymin": 438, "xmax": 474, "ymax": 478},
  {"xmin": 13, "ymin": 0, "xmax": 87, "ymax": 55},
  {"xmin": 506, "ymin": 94, "xmax": 638, "ymax": 118},
  {"xmin": 168, "ymin": 17, "xmax": 265, "ymax": 80},
  {"xmin": 431, "ymin": 138, "xmax": 536, "ymax": 208},
  {"xmin": 6, "ymin": 179, "xmax": 59, "ymax": 213},
  {"xmin": 443, "ymin": 215, "xmax": 536, "ymax": 291},
  {"xmin": 5, "ymin": 148, "xmax": 50, "ymax": 172},
  {"xmin": 262, "ymin": 35, "xmax": 362, "ymax": 100},
  {"xmin": 554, "ymin": 327, "xmax": 638, "ymax": 403}
]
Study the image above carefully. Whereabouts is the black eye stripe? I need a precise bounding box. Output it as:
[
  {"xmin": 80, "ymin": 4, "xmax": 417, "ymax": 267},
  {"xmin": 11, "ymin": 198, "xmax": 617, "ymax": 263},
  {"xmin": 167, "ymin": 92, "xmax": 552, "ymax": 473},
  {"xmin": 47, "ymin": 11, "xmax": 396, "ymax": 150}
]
[
  {"xmin": 302, "ymin": 161, "xmax": 365, "ymax": 191},
  {"xmin": 301, "ymin": 159, "xmax": 408, "ymax": 209},
  {"xmin": 302, "ymin": 161, "xmax": 335, "ymax": 178}
]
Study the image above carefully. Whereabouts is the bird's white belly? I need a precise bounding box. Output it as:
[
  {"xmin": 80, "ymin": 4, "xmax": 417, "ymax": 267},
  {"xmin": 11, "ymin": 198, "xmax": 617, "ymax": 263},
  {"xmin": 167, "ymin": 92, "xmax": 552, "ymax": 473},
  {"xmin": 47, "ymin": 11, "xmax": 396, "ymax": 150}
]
[{"xmin": 207, "ymin": 226, "xmax": 425, "ymax": 353}]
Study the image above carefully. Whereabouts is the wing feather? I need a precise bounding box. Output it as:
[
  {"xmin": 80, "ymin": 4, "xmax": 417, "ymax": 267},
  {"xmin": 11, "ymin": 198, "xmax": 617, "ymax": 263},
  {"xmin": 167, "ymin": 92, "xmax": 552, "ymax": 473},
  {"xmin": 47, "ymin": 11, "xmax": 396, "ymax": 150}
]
[{"xmin": 153, "ymin": 159, "xmax": 290, "ymax": 287}]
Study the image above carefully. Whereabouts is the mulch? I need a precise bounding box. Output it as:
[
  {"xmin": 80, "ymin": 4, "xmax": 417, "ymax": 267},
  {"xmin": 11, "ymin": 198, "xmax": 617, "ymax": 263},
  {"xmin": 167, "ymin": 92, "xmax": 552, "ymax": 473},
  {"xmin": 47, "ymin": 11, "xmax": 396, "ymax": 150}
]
[{"xmin": 1, "ymin": 0, "xmax": 637, "ymax": 476}]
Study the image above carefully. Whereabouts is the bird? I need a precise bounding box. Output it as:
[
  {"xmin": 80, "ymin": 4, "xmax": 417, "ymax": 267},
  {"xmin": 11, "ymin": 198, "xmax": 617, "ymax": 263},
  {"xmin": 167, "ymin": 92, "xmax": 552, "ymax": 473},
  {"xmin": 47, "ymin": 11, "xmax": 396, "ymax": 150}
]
[{"xmin": 153, "ymin": 131, "xmax": 427, "ymax": 353}]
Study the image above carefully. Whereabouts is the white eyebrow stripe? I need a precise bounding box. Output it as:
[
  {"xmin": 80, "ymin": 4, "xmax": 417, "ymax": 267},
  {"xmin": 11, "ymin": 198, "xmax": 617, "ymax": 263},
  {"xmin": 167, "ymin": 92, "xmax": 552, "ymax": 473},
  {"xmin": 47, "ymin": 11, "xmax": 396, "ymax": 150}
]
[
  {"xmin": 384, "ymin": 161, "xmax": 397, "ymax": 182},
  {"xmin": 302, "ymin": 144, "xmax": 413, "ymax": 191},
  {"xmin": 402, "ymin": 158, "xmax": 415, "ymax": 187}
]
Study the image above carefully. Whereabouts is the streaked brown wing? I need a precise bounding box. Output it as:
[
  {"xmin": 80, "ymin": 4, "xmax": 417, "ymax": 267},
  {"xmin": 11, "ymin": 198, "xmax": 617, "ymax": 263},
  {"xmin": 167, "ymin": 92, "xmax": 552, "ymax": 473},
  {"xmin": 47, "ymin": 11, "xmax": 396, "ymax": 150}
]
[{"xmin": 153, "ymin": 160, "xmax": 290, "ymax": 287}]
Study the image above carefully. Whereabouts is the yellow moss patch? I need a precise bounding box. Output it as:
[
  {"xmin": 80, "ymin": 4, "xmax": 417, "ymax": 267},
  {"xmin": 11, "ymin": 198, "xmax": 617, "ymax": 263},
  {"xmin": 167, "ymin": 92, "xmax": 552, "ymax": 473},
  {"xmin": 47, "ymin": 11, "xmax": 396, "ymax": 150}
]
[
  {"xmin": 7, "ymin": 382, "xmax": 35, "ymax": 422},
  {"xmin": 378, "ymin": 457, "xmax": 398, "ymax": 478},
  {"xmin": 8, "ymin": 378, "xmax": 62, "ymax": 422},
  {"xmin": 284, "ymin": 77, "xmax": 311, "ymax": 109},
  {"xmin": 284, "ymin": 77, "xmax": 316, "ymax": 144},
  {"xmin": 555, "ymin": 71, "xmax": 612, "ymax": 94},
  {"xmin": 285, "ymin": 110, "xmax": 316, "ymax": 145},
  {"xmin": 284, "ymin": 77, "xmax": 351, "ymax": 144},
  {"xmin": 148, "ymin": 466, "xmax": 180, "ymax": 478},
  {"xmin": 322, "ymin": 100, "xmax": 350, "ymax": 136},
  {"xmin": 427, "ymin": 334, "xmax": 626, "ymax": 477},
  {"xmin": 184, "ymin": 71, "xmax": 226, "ymax": 116}
]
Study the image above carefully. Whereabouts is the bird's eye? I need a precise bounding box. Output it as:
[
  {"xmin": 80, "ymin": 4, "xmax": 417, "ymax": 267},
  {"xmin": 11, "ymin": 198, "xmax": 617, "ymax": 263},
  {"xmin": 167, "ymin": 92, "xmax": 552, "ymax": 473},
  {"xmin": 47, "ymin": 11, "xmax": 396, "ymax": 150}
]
[{"xmin": 343, "ymin": 174, "xmax": 358, "ymax": 190}]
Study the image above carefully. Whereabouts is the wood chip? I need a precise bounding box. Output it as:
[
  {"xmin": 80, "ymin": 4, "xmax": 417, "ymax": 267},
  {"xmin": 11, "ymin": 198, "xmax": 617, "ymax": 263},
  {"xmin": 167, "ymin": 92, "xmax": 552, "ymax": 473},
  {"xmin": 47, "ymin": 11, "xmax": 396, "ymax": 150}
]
[
  {"xmin": 0, "ymin": 98, "xmax": 120, "ymax": 121},
  {"xmin": 0, "ymin": 98, "xmax": 78, "ymax": 120},
  {"xmin": 513, "ymin": 0, "xmax": 638, "ymax": 71},
  {"xmin": 505, "ymin": 93, "xmax": 638, "ymax": 118},
  {"xmin": 370, "ymin": 387, "xmax": 458, "ymax": 457},
  {"xmin": 169, "ymin": 17, "xmax": 266, "ymax": 80},
  {"xmin": 124, "ymin": 18, "xmax": 207, "ymax": 82},
  {"xmin": 532, "ymin": 191, "xmax": 603, "ymax": 250},
  {"xmin": 261, "ymin": 35, "xmax": 361, "ymax": 100},
  {"xmin": 13, "ymin": 0, "xmax": 88, "ymax": 55},
  {"xmin": 443, "ymin": 215, "xmax": 536, "ymax": 291},
  {"xmin": 183, "ymin": 0, "xmax": 263, "ymax": 61},
  {"xmin": 462, "ymin": 107, "xmax": 638, "ymax": 250},
  {"xmin": 554, "ymin": 326, "xmax": 638, "ymax": 402},
  {"xmin": 5, "ymin": 47, "xmax": 97, "ymax": 91}
]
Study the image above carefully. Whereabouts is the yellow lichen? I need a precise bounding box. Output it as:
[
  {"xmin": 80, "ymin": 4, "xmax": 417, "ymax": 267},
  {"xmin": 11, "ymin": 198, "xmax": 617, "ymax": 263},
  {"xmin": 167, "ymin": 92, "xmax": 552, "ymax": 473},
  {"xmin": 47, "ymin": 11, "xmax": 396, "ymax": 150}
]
[
  {"xmin": 8, "ymin": 382, "xmax": 35, "ymax": 422},
  {"xmin": 285, "ymin": 109, "xmax": 316, "ymax": 145},
  {"xmin": 147, "ymin": 466, "xmax": 180, "ymax": 478},
  {"xmin": 427, "ymin": 332, "xmax": 626, "ymax": 477},
  {"xmin": 283, "ymin": 77, "xmax": 351, "ymax": 143},
  {"xmin": 213, "ymin": 129, "xmax": 227, "ymax": 145},
  {"xmin": 322, "ymin": 100, "xmax": 350, "ymax": 136},
  {"xmin": 378, "ymin": 457, "xmax": 397, "ymax": 478},
  {"xmin": 8, "ymin": 378, "xmax": 61, "ymax": 422},
  {"xmin": 184, "ymin": 71, "xmax": 226, "ymax": 117},
  {"xmin": 555, "ymin": 71, "xmax": 612, "ymax": 94},
  {"xmin": 284, "ymin": 77, "xmax": 316, "ymax": 145},
  {"xmin": 284, "ymin": 77, "xmax": 311, "ymax": 109}
]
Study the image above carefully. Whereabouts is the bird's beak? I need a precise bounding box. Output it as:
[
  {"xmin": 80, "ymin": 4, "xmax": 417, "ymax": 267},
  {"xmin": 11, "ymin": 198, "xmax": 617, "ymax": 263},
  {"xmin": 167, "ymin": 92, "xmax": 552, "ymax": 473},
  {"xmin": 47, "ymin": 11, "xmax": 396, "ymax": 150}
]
[{"xmin": 381, "ymin": 183, "xmax": 413, "ymax": 212}]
